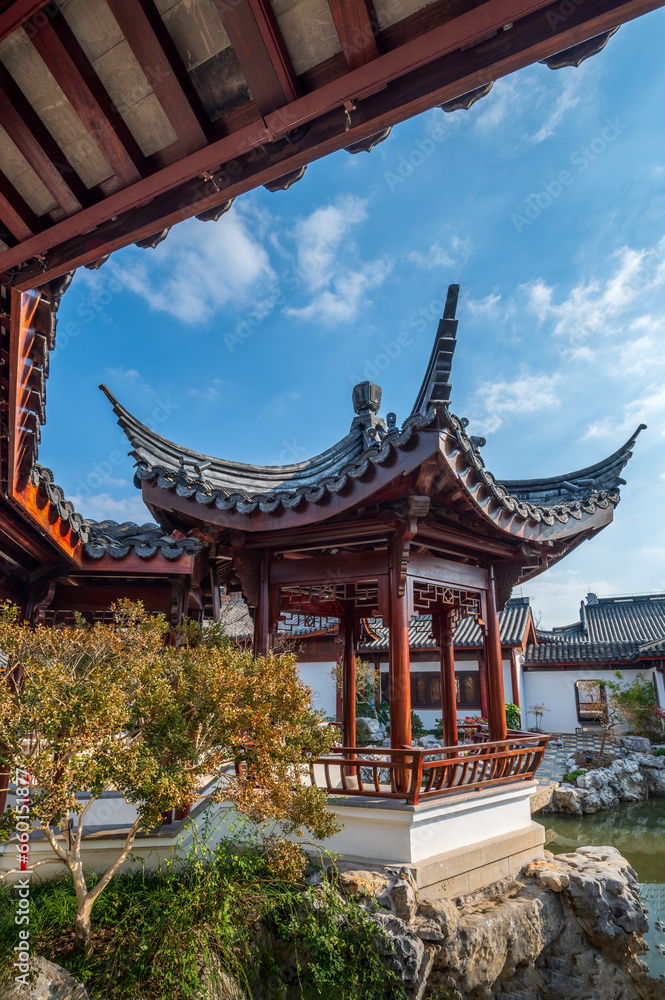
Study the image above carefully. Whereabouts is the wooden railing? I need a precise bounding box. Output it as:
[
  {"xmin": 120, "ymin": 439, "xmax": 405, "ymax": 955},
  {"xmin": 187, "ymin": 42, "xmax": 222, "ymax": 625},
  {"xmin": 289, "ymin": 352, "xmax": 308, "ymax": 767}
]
[{"xmin": 310, "ymin": 730, "xmax": 550, "ymax": 806}]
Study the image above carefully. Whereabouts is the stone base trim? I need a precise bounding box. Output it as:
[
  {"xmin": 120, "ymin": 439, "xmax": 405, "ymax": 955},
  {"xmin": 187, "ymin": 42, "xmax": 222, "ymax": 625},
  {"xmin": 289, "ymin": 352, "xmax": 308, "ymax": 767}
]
[{"xmin": 334, "ymin": 822, "xmax": 545, "ymax": 900}]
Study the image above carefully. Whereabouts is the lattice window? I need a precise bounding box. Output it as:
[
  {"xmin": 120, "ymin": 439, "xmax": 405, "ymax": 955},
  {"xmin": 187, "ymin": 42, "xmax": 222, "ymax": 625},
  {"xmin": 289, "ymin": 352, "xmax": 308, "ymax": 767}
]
[
  {"xmin": 281, "ymin": 582, "xmax": 379, "ymax": 614},
  {"xmin": 412, "ymin": 582, "xmax": 482, "ymax": 624}
]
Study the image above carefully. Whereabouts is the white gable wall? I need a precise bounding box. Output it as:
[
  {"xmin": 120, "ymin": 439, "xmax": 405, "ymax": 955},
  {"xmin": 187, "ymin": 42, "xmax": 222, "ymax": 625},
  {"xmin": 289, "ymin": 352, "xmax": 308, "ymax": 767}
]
[{"xmin": 522, "ymin": 666, "xmax": 662, "ymax": 734}]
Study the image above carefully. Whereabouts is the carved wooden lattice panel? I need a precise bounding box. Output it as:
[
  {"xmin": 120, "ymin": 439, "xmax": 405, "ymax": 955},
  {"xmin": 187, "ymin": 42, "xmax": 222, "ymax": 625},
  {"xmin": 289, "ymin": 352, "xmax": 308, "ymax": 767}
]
[
  {"xmin": 275, "ymin": 613, "xmax": 338, "ymax": 635},
  {"xmin": 412, "ymin": 582, "xmax": 482, "ymax": 626},
  {"xmin": 281, "ymin": 582, "xmax": 379, "ymax": 614}
]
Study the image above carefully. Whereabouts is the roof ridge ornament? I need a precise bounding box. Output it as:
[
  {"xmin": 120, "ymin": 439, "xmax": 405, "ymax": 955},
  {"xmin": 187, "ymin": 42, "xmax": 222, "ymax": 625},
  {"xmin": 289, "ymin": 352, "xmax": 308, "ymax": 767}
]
[{"xmin": 411, "ymin": 283, "xmax": 459, "ymax": 417}]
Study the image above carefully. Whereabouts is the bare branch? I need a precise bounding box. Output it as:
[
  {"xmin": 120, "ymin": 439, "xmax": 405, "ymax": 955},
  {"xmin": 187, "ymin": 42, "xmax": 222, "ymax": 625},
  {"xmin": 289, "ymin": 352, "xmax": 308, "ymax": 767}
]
[{"xmin": 86, "ymin": 816, "xmax": 142, "ymax": 905}]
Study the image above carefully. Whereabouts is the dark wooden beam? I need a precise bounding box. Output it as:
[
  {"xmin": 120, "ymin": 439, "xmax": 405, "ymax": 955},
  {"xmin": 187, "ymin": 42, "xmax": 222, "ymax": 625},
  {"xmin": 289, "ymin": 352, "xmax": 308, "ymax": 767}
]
[
  {"xmin": 0, "ymin": 0, "xmax": 52, "ymax": 42},
  {"xmin": 3, "ymin": 0, "xmax": 661, "ymax": 278},
  {"xmin": 213, "ymin": 0, "xmax": 300, "ymax": 114},
  {"xmin": 328, "ymin": 0, "xmax": 379, "ymax": 70},
  {"xmin": 106, "ymin": 0, "xmax": 209, "ymax": 153},
  {"xmin": 0, "ymin": 170, "xmax": 40, "ymax": 240},
  {"xmin": 26, "ymin": 10, "xmax": 149, "ymax": 185},
  {"xmin": 0, "ymin": 63, "xmax": 86, "ymax": 214}
]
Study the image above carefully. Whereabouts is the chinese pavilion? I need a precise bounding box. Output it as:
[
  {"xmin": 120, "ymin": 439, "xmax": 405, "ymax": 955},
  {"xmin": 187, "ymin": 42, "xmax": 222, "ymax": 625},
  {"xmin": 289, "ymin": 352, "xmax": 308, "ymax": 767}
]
[{"xmin": 0, "ymin": 278, "xmax": 645, "ymax": 883}]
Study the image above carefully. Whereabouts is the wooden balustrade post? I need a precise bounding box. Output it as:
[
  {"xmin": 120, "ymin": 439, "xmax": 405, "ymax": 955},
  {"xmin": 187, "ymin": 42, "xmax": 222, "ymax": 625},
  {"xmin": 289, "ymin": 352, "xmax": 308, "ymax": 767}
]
[
  {"xmin": 342, "ymin": 609, "xmax": 356, "ymax": 753},
  {"xmin": 252, "ymin": 550, "xmax": 271, "ymax": 658},
  {"xmin": 436, "ymin": 609, "xmax": 458, "ymax": 747},
  {"xmin": 483, "ymin": 568, "xmax": 507, "ymax": 742}
]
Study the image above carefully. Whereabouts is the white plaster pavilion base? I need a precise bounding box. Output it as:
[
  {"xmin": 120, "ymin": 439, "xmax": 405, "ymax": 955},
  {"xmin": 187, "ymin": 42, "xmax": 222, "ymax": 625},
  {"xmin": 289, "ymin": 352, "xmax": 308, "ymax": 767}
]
[{"xmin": 315, "ymin": 780, "xmax": 540, "ymax": 865}]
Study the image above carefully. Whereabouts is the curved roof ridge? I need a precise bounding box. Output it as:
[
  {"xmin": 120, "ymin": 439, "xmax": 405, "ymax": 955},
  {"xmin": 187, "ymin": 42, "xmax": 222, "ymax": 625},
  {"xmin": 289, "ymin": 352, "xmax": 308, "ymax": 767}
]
[{"xmin": 497, "ymin": 424, "xmax": 646, "ymax": 500}]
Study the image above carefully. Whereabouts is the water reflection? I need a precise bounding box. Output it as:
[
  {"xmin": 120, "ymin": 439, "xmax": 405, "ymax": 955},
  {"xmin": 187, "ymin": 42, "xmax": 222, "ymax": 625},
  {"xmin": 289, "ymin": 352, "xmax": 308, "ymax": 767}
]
[{"xmin": 536, "ymin": 799, "xmax": 665, "ymax": 979}]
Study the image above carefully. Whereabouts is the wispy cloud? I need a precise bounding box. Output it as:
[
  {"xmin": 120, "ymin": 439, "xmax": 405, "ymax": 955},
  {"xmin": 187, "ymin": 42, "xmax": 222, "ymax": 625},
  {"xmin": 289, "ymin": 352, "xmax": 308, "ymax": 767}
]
[
  {"xmin": 530, "ymin": 71, "xmax": 584, "ymax": 143},
  {"xmin": 468, "ymin": 370, "xmax": 562, "ymax": 434},
  {"xmin": 110, "ymin": 208, "xmax": 276, "ymax": 324},
  {"xmin": 286, "ymin": 194, "xmax": 391, "ymax": 324},
  {"xmin": 522, "ymin": 239, "xmax": 665, "ymax": 343},
  {"xmin": 408, "ymin": 236, "xmax": 472, "ymax": 270},
  {"xmin": 71, "ymin": 492, "xmax": 151, "ymax": 524}
]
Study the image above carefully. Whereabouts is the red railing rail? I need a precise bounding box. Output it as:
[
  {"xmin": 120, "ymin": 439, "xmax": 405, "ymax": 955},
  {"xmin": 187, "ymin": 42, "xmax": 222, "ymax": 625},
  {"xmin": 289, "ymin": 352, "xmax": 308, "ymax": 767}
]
[{"xmin": 309, "ymin": 730, "xmax": 550, "ymax": 805}]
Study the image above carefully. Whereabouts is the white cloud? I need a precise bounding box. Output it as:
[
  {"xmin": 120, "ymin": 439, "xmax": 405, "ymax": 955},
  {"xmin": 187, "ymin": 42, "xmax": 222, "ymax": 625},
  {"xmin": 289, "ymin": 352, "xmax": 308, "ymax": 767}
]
[
  {"xmin": 584, "ymin": 382, "xmax": 665, "ymax": 440},
  {"xmin": 524, "ymin": 569, "xmax": 619, "ymax": 630},
  {"xmin": 286, "ymin": 259, "xmax": 391, "ymax": 324},
  {"xmin": 408, "ymin": 236, "xmax": 472, "ymax": 271},
  {"xmin": 286, "ymin": 195, "xmax": 391, "ymax": 324},
  {"xmin": 110, "ymin": 207, "xmax": 276, "ymax": 324},
  {"xmin": 523, "ymin": 239, "xmax": 665, "ymax": 343},
  {"xmin": 72, "ymin": 492, "xmax": 152, "ymax": 524},
  {"xmin": 292, "ymin": 194, "xmax": 368, "ymax": 292},
  {"xmin": 468, "ymin": 370, "xmax": 562, "ymax": 434},
  {"xmin": 530, "ymin": 71, "xmax": 583, "ymax": 143},
  {"xmin": 466, "ymin": 291, "xmax": 503, "ymax": 318}
]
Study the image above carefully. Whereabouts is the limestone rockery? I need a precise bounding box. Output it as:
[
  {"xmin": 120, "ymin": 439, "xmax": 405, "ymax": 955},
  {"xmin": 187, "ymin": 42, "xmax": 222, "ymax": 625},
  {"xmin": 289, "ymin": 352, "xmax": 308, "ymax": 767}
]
[
  {"xmin": 552, "ymin": 751, "xmax": 665, "ymax": 816},
  {"xmin": 338, "ymin": 846, "xmax": 664, "ymax": 1000}
]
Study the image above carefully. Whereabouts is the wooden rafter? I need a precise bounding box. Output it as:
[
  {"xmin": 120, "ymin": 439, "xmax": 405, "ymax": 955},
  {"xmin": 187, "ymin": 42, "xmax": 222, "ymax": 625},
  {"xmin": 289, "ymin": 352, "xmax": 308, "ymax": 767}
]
[
  {"xmin": 0, "ymin": 63, "xmax": 86, "ymax": 214},
  {"xmin": 0, "ymin": 0, "xmax": 51, "ymax": 43},
  {"xmin": 105, "ymin": 0, "xmax": 209, "ymax": 154},
  {"xmin": 328, "ymin": 0, "xmax": 379, "ymax": 70},
  {"xmin": 0, "ymin": 170, "xmax": 40, "ymax": 241},
  {"xmin": 26, "ymin": 10, "xmax": 148, "ymax": 186},
  {"xmin": 0, "ymin": 0, "xmax": 660, "ymax": 279},
  {"xmin": 213, "ymin": 0, "xmax": 300, "ymax": 115}
]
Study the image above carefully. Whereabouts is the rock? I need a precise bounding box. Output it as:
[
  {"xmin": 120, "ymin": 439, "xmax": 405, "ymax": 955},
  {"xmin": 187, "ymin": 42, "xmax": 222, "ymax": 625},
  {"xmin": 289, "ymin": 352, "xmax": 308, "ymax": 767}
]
[
  {"xmin": 620, "ymin": 735, "xmax": 653, "ymax": 753},
  {"xmin": 387, "ymin": 868, "xmax": 419, "ymax": 923},
  {"xmin": 338, "ymin": 869, "xmax": 390, "ymax": 898},
  {"xmin": 356, "ymin": 717, "xmax": 385, "ymax": 742},
  {"xmin": 418, "ymin": 896, "xmax": 460, "ymax": 937},
  {"xmin": 6, "ymin": 957, "xmax": 88, "ymax": 1000},
  {"xmin": 644, "ymin": 767, "xmax": 665, "ymax": 796},
  {"xmin": 552, "ymin": 784, "xmax": 584, "ymax": 814},
  {"xmin": 372, "ymin": 911, "xmax": 426, "ymax": 983},
  {"xmin": 417, "ymin": 735, "xmax": 441, "ymax": 748}
]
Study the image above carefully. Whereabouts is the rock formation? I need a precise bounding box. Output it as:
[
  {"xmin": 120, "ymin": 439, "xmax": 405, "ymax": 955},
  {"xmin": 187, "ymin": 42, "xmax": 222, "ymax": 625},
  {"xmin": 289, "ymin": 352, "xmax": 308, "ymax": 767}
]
[
  {"xmin": 338, "ymin": 847, "xmax": 664, "ymax": 1000},
  {"xmin": 553, "ymin": 752, "xmax": 665, "ymax": 815}
]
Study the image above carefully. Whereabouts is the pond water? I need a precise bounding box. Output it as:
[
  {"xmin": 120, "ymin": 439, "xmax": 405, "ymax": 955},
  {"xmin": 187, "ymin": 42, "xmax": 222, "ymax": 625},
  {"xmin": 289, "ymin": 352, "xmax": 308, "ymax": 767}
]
[{"xmin": 535, "ymin": 800, "xmax": 665, "ymax": 980}]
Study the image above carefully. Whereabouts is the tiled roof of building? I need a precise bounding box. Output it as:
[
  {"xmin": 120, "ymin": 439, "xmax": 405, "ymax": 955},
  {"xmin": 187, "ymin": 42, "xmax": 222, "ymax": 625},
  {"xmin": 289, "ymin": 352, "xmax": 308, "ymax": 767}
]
[
  {"xmin": 84, "ymin": 520, "xmax": 203, "ymax": 559},
  {"xmin": 523, "ymin": 639, "xmax": 648, "ymax": 665},
  {"xmin": 100, "ymin": 282, "xmax": 642, "ymax": 532},
  {"xmin": 360, "ymin": 597, "xmax": 533, "ymax": 651},
  {"xmin": 526, "ymin": 591, "xmax": 665, "ymax": 666},
  {"xmin": 536, "ymin": 592, "xmax": 665, "ymax": 644}
]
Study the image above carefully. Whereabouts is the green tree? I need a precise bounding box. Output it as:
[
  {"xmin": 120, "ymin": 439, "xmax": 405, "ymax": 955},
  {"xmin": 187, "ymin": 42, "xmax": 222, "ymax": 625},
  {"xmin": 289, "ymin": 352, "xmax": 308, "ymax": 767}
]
[{"xmin": 0, "ymin": 601, "xmax": 337, "ymax": 949}]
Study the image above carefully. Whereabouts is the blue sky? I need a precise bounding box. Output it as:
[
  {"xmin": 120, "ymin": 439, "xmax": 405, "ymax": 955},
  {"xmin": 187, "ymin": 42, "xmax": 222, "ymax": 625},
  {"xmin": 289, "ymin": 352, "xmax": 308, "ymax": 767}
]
[{"xmin": 43, "ymin": 8, "xmax": 665, "ymax": 628}]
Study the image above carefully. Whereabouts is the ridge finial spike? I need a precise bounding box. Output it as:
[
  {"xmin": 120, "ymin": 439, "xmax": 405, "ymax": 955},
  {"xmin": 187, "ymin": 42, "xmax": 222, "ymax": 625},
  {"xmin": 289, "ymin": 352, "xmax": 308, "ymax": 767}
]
[{"xmin": 443, "ymin": 284, "xmax": 460, "ymax": 320}]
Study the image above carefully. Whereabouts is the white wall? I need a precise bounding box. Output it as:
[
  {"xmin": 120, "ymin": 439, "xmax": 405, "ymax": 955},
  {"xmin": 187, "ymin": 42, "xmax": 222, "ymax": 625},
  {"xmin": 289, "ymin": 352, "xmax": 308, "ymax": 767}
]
[
  {"xmin": 522, "ymin": 667, "xmax": 662, "ymax": 734},
  {"xmin": 298, "ymin": 661, "xmax": 337, "ymax": 718},
  {"xmin": 655, "ymin": 669, "xmax": 665, "ymax": 708}
]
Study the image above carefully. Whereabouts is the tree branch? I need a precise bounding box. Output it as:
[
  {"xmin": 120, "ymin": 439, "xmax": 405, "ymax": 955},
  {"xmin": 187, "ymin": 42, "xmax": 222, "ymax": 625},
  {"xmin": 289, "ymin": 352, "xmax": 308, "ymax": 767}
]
[{"xmin": 85, "ymin": 816, "xmax": 142, "ymax": 905}]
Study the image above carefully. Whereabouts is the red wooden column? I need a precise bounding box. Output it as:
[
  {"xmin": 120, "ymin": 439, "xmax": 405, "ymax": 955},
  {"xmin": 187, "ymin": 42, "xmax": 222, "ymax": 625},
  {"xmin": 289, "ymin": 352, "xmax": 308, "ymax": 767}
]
[
  {"xmin": 388, "ymin": 577, "xmax": 412, "ymax": 753},
  {"xmin": 477, "ymin": 651, "xmax": 489, "ymax": 719},
  {"xmin": 342, "ymin": 609, "xmax": 356, "ymax": 750},
  {"xmin": 435, "ymin": 609, "xmax": 458, "ymax": 747},
  {"xmin": 483, "ymin": 568, "xmax": 507, "ymax": 742},
  {"xmin": 252, "ymin": 551, "xmax": 271, "ymax": 658}
]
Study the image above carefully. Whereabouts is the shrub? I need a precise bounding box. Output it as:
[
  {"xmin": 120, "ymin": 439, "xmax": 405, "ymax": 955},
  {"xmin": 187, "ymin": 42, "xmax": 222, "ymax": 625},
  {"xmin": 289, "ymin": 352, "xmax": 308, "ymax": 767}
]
[
  {"xmin": 606, "ymin": 672, "xmax": 665, "ymax": 743},
  {"xmin": 1, "ymin": 839, "xmax": 405, "ymax": 1000},
  {"xmin": 653, "ymin": 747, "xmax": 665, "ymax": 757},
  {"xmin": 562, "ymin": 769, "xmax": 588, "ymax": 784},
  {"xmin": 411, "ymin": 712, "xmax": 426, "ymax": 738},
  {"xmin": 505, "ymin": 703, "xmax": 521, "ymax": 730}
]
